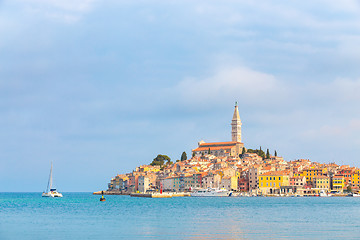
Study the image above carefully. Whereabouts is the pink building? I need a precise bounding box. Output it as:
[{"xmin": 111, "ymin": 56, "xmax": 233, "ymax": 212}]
[{"xmin": 290, "ymin": 176, "xmax": 306, "ymax": 187}]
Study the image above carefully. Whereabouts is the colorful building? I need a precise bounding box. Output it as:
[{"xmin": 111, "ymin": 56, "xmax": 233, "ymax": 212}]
[
  {"xmin": 259, "ymin": 171, "xmax": 290, "ymax": 194},
  {"xmin": 302, "ymin": 168, "xmax": 326, "ymax": 184},
  {"xmin": 219, "ymin": 176, "xmax": 238, "ymax": 191},
  {"xmin": 313, "ymin": 176, "xmax": 330, "ymax": 190},
  {"xmin": 332, "ymin": 175, "xmax": 345, "ymax": 192}
]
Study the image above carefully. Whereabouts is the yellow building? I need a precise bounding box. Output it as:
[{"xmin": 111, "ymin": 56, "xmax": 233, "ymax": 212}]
[
  {"xmin": 302, "ymin": 168, "xmax": 326, "ymax": 183},
  {"xmin": 220, "ymin": 176, "xmax": 238, "ymax": 191},
  {"xmin": 259, "ymin": 171, "xmax": 290, "ymax": 194},
  {"xmin": 352, "ymin": 170, "xmax": 360, "ymax": 188},
  {"xmin": 313, "ymin": 176, "xmax": 330, "ymax": 190},
  {"xmin": 332, "ymin": 175, "xmax": 345, "ymax": 192},
  {"xmin": 136, "ymin": 165, "xmax": 160, "ymax": 173}
]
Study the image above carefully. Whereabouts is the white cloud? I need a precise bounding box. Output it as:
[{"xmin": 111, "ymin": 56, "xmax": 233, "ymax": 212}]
[
  {"xmin": 301, "ymin": 119, "xmax": 360, "ymax": 144},
  {"xmin": 15, "ymin": 0, "xmax": 97, "ymax": 23},
  {"xmin": 176, "ymin": 65, "xmax": 288, "ymax": 107},
  {"xmin": 310, "ymin": 77, "xmax": 360, "ymax": 103}
]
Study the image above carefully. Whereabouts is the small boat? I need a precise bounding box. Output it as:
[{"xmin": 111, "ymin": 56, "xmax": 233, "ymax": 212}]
[
  {"xmin": 42, "ymin": 162, "xmax": 63, "ymax": 198},
  {"xmin": 191, "ymin": 188, "xmax": 232, "ymax": 197},
  {"xmin": 319, "ymin": 190, "xmax": 329, "ymax": 197},
  {"xmin": 353, "ymin": 193, "xmax": 360, "ymax": 197}
]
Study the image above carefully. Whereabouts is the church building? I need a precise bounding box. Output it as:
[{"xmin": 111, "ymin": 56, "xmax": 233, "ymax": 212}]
[{"xmin": 192, "ymin": 102, "xmax": 245, "ymax": 158}]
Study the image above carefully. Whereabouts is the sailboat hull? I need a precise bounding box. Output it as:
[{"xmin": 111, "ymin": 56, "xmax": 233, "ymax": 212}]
[
  {"xmin": 43, "ymin": 162, "xmax": 63, "ymax": 198},
  {"xmin": 42, "ymin": 192, "xmax": 63, "ymax": 197}
]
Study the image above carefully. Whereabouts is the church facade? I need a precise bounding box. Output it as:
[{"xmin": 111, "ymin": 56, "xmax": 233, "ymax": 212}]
[{"xmin": 192, "ymin": 103, "xmax": 245, "ymax": 158}]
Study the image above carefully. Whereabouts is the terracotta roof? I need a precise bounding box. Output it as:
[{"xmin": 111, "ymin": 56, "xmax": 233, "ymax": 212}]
[
  {"xmin": 199, "ymin": 141, "xmax": 238, "ymax": 146},
  {"xmin": 260, "ymin": 171, "xmax": 290, "ymax": 176},
  {"xmin": 193, "ymin": 145, "xmax": 235, "ymax": 151}
]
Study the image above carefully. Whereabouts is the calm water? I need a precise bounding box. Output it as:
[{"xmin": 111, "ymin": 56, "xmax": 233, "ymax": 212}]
[{"xmin": 1, "ymin": 193, "xmax": 360, "ymax": 239}]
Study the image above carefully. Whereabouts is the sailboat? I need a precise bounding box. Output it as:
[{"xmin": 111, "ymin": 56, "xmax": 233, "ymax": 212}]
[{"xmin": 42, "ymin": 162, "xmax": 63, "ymax": 197}]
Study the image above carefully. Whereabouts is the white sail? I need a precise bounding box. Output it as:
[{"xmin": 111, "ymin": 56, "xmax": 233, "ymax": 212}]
[{"xmin": 42, "ymin": 162, "xmax": 62, "ymax": 198}]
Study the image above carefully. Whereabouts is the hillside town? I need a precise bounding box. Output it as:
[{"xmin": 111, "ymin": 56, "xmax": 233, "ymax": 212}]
[{"xmin": 106, "ymin": 103, "xmax": 360, "ymax": 196}]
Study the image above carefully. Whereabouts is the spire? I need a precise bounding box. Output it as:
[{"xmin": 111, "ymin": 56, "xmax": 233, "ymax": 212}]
[
  {"xmin": 232, "ymin": 102, "xmax": 241, "ymax": 122},
  {"xmin": 231, "ymin": 101, "xmax": 242, "ymax": 142}
]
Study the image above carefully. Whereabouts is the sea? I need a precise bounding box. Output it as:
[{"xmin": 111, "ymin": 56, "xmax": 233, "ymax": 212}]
[{"xmin": 0, "ymin": 193, "xmax": 359, "ymax": 240}]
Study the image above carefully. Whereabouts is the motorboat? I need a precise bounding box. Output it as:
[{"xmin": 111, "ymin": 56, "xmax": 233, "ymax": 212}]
[
  {"xmin": 191, "ymin": 188, "xmax": 232, "ymax": 197},
  {"xmin": 42, "ymin": 162, "xmax": 63, "ymax": 198},
  {"xmin": 319, "ymin": 190, "xmax": 329, "ymax": 197}
]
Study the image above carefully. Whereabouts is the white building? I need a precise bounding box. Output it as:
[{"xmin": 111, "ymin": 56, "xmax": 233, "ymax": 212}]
[{"xmin": 138, "ymin": 176, "xmax": 150, "ymax": 193}]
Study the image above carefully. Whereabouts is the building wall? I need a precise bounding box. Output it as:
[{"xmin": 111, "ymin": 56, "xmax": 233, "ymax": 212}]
[
  {"xmin": 259, "ymin": 174, "xmax": 290, "ymax": 194},
  {"xmin": 249, "ymin": 168, "xmax": 258, "ymax": 190},
  {"xmin": 313, "ymin": 177, "xmax": 330, "ymax": 190},
  {"xmin": 162, "ymin": 178, "xmax": 174, "ymax": 191},
  {"xmin": 138, "ymin": 176, "xmax": 150, "ymax": 193},
  {"xmin": 332, "ymin": 176, "xmax": 344, "ymax": 191},
  {"xmin": 202, "ymin": 174, "xmax": 221, "ymax": 188}
]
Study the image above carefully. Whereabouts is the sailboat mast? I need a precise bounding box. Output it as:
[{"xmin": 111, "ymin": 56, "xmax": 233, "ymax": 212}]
[
  {"xmin": 46, "ymin": 162, "xmax": 53, "ymax": 192},
  {"xmin": 49, "ymin": 162, "xmax": 53, "ymax": 190}
]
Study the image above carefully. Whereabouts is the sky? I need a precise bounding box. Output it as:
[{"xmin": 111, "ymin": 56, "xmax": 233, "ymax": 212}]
[{"xmin": 1, "ymin": 0, "xmax": 360, "ymax": 192}]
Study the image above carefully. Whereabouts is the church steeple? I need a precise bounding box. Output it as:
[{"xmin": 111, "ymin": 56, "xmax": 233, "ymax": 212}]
[{"xmin": 231, "ymin": 102, "xmax": 242, "ymax": 142}]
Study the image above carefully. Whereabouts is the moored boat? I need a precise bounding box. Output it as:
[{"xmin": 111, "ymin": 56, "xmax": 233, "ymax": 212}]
[
  {"xmin": 319, "ymin": 190, "xmax": 329, "ymax": 197},
  {"xmin": 191, "ymin": 188, "xmax": 232, "ymax": 197},
  {"xmin": 42, "ymin": 162, "xmax": 63, "ymax": 198}
]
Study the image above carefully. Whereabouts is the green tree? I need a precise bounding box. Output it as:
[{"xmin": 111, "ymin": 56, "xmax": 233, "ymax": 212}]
[
  {"xmin": 192, "ymin": 152, "xmax": 195, "ymax": 157},
  {"xmin": 347, "ymin": 185, "xmax": 352, "ymax": 193},
  {"xmin": 266, "ymin": 149, "xmax": 270, "ymax": 159},
  {"xmin": 242, "ymin": 148, "xmax": 246, "ymax": 154},
  {"xmin": 208, "ymin": 148, "xmax": 211, "ymax": 154},
  {"xmin": 239, "ymin": 148, "xmax": 246, "ymax": 158},
  {"xmin": 181, "ymin": 151, "xmax": 187, "ymax": 161},
  {"xmin": 247, "ymin": 148, "xmax": 265, "ymax": 159},
  {"xmin": 150, "ymin": 154, "xmax": 171, "ymax": 167},
  {"xmin": 274, "ymin": 150, "xmax": 277, "ymax": 157}
]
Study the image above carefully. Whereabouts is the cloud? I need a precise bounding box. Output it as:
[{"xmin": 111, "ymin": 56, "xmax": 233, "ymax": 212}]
[
  {"xmin": 15, "ymin": 0, "xmax": 97, "ymax": 23},
  {"xmin": 176, "ymin": 64, "xmax": 288, "ymax": 108},
  {"xmin": 301, "ymin": 119, "xmax": 360, "ymax": 146}
]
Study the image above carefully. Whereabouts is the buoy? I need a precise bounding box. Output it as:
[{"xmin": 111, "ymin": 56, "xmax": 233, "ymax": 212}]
[{"xmin": 100, "ymin": 191, "xmax": 106, "ymax": 201}]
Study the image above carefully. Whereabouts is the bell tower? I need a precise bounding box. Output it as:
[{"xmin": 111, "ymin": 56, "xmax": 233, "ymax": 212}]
[{"xmin": 231, "ymin": 102, "xmax": 242, "ymax": 142}]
